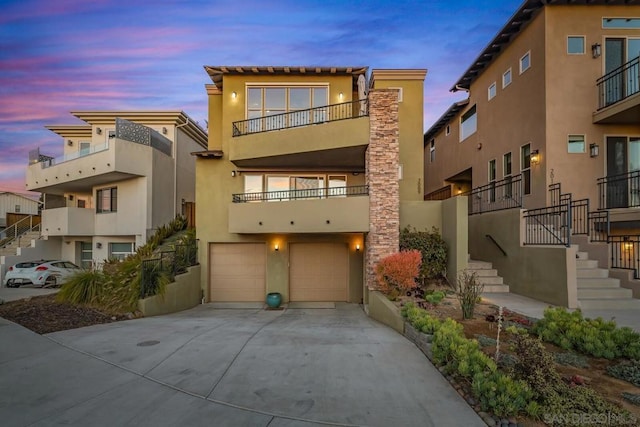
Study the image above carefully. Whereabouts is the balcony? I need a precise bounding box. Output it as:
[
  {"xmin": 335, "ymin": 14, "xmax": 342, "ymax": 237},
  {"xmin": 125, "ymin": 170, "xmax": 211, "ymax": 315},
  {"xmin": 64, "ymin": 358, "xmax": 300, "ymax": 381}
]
[
  {"xmin": 42, "ymin": 207, "xmax": 95, "ymax": 236},
  {"xmin": 229, "ymin": 100, "xmax": 369, "ymax": 169},
  {"xmin": 594, "ymin": 57, "xmax": 640, "ymax": 124},
  {"xmin": 229, "ymin": 186, "xmax": 369, "ymax": 233}
]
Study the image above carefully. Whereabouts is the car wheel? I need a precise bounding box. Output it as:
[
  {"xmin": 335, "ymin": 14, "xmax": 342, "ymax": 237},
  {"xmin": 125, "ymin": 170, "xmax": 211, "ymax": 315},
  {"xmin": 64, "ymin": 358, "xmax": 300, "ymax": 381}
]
[
  {"xmin": 44, "ymin": 276, "xmax": 57, "ymax": 288},
  {"xmin": 7, "ymin": 279, "xmax": 18, "ymax": 288}
]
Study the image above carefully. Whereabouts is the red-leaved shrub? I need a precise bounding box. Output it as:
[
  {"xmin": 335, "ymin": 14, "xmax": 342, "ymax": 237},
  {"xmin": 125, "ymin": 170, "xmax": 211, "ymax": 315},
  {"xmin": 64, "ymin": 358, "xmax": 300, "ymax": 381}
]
[{"xmin": 375, "ymin": 250, "xmax": 422, "ymax": 296}]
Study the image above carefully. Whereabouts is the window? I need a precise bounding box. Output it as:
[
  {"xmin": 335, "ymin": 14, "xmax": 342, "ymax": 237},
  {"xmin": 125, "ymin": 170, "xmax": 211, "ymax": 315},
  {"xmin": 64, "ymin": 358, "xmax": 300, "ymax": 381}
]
[
  {"xmin": 603, "ymin": 18, "xmax": 640, "ymax": 29},
  {"xmin": 460, "ymin": 105, "xmax": 477, "ymax": 141},
  {"xmin": 109, "ymin": 242, "xmax": 135, "ymax": 261},
  {"xmin": 503, "ymin": 152, "xmax": 513, "ymax": 198},
  {"xmin": 502, "ymin": 68, "xmax": 512, "ymax": 88},
  {"xmin": 489, "ymin": 159, "xmax": 497, "ymax": 202},
  {"xmin": 430, "ymin": 139, "xmax": 435, "ymax": 162},
  {"xmin": 567, "ymin": 36, "xmax": 585, "ymax": 54},
  {"xmin": 15, "ymin": 204, "xmax": 20, "ymax": 213},
  {"xmin": 328, "ymin": 176, "xmax": 347, "ymax": 197},
  {"xmin": 247, "ymin": 86, "xmax": 329, "ymax": 131},
  {"xmin": 243, "ymin": 175, "xmax": 264, "ymax": 202},
  {"xmin": 96, "ymin": 187, "xmax": 117, "ymax": 213},
  {"xmin": 520, "ymin": 52, "xmax": 531, "ymax": 74},
  {"xmin": 568, "ymin": 135, "xmax": 586, "ymax": 153},
  {"xmin": 80, "ymin": 242, "xmax": 92, "ymax": 269},
  {"xmin": 79, "ymin": 142, "xmax": 91, "ymax": 156},
  {"xmin": 446, "ymin": 125, "xmax": 450, "ymax": 136},
  {"xmin": 388, "ymin": 87, "xmax": 403, "ymax": 102},
  {"xmin": 521, "ymin": 144, "xmax": 532, "ymax": 195},
  {"xmin": 488, "ymin": 82, "xmax": 496, "ymax": 100}
]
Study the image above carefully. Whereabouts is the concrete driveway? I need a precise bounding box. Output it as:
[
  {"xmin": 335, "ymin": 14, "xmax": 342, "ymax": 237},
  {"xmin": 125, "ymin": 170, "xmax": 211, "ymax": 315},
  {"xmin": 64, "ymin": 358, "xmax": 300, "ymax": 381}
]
[{"xmin": 0, "ymin": 303, "xmax": 484, "ymax": 427}]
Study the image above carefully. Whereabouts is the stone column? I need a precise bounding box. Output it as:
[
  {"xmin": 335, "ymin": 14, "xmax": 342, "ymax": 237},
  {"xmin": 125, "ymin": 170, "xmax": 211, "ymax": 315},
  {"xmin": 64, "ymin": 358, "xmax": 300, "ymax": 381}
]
[{"xmin": 365, "ymin": 89, "xmax": 400, "ymax": 290}]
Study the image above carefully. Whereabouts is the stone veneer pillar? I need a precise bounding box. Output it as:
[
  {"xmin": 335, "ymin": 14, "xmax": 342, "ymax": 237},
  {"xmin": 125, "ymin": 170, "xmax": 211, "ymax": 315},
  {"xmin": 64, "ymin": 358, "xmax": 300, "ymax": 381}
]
[{"xmin": 365, "ymin": 89, "xmax": 400, "ymax": 291}]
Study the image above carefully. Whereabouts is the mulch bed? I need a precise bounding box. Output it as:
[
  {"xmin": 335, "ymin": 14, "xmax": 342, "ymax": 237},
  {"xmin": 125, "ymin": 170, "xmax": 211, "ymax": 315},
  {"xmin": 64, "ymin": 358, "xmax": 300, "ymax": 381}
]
[{"xmin": 0, "ymin": 294, "xmax": 126, "ymax": 334}]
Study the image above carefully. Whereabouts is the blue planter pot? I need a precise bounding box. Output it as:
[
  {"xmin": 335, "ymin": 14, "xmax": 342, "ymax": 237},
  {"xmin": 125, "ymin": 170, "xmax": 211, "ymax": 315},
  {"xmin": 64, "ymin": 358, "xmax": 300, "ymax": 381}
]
[{"xmin": 266, "ymin": 292, "xmax": 282, "ymax": 308}]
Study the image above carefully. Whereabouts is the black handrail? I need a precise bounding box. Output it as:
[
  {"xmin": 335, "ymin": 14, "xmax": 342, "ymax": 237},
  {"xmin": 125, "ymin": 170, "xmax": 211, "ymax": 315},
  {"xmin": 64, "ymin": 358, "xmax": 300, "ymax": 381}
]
[
  {"xmin": 463, "ymin": 174, "xmax": 522, "ymax": 215},
  {"xmin": 232, "ymin": 185, "xmax": 369, "ymax": 203},
  {"xmin": 232, "ymin": 99, "xmax": 368, "ymax": 137},
  {"xmin": 485, "ymin": 234, "xmax": 507, "ymax": 256}
]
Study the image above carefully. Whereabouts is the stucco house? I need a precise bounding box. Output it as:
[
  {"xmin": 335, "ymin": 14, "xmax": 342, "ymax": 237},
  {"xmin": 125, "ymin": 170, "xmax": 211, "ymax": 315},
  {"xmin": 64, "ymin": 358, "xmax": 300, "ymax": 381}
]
[
  {"xmin": 22, "ymin": 111, "xmax": 207, "ymax": 268},
  {"xmin": 424, "ymin": 0, "xmax": 640, "ymax": 309},
  {"xmin": 194, "ymin": 65, "xmax": 468, "ymax": 305}
]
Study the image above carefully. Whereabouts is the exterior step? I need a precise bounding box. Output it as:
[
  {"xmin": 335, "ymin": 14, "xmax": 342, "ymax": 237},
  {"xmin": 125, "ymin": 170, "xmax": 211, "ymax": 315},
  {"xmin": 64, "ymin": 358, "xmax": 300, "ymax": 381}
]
[
  {"xmin": 483, "ymin": 285, "xmax": 510, "ymax": 293},
  {"xmin": 577, "ymin": 287, "xmax": 633, "ymax": 299},
  {"xmin": 576, "ymin": 259, "xmax": 598, "ymax": 268},
  {"xmin": 577, "ymin": 268, "xmax": 610, "ymax": 278},
  {"xmin": 578, "ymin": 277, "xmax": 623, "ymax": 288},
  {"xmin": 576, "ymin": 251, "xmax": 589, "ymax": 260},
  {"xmin": 469, "ymin": 268, "xmax": 498, "ymax": 277},
  {"xmin": 474, "ymin": 276, "xmax": 504, "ymax": 285},
  {"xmin": 579, "ymin": 298, "xmax": 640, "ymax": 310},
  {"xmin": 467, "ymin": 260, "xmax": 493, "ymax": 270}
]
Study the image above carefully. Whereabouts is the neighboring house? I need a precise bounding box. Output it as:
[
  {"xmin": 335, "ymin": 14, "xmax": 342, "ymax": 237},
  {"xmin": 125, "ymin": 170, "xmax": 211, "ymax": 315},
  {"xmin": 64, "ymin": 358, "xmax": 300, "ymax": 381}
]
[
  {"xmin": 423, "ymin": 1, "xmax": 640, "ymax": 308},
  {"xmin": 194, "ymin": 65, "xmax": 467, "ymax": 304},
  {"xmin": 24, "ymin": 111, "xmax": 207, "ymax": 268},
  {"xmin": 0, "ymin": 191, "xmax": 40, "ymax": 230}
]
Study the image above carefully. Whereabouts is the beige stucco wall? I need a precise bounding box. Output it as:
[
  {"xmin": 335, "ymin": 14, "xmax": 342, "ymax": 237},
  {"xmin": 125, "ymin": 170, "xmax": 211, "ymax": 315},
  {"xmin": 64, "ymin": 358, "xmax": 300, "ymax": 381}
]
[
  {"xmin": 367, "ymin": 290, "xmax": 404, "ymax": 334},
  {"xmin": 138, "ymin": 265, "xmax": 202, "ymax": 317},
  {"xmin": 469, "ymin": 209, "xmax": 578, "ymax": 308}
]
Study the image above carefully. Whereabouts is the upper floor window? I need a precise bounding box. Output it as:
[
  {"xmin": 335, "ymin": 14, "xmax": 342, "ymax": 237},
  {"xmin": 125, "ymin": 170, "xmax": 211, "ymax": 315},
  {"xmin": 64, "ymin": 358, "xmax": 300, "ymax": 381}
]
[
  {"xmin": 247, "ymin": 86, "xmax": 328, "ymax": 127},
  {"xmin": 15, "ymin": 204, "xmax": 21, "ymax": 213},
  {"xmin": 97, "ymin": 187, "xmax": 117, "ymax": 213},
  {"xmin": 445, "ymin": 125, "xmax": 451, "ymax": 136},
  {"xmin": 568, "ymin": 135, "xmax": 586, "ymax": 153},
  {"xmin": 603, "ymin": 18, "xmax": 640, "ymax": 29},
  {"xmin": 488, "ymin": 159, "xmax": 497, "ymax": 202},
  {"xmin": 503, "ymin": 152, "xmax": 512, "ymax": 177},
  {"xmin": 567, "ymin": 36, "xmax": 585, "ymax": 54},
  {"xmin": 430, "ymin": 139, "xmax": 435, "ymax": 162},
  {"xmin": 521, "ymin": 144, "xmax": 532, "ymax": 195},
  {"xmin": 460, "ymin": 105, "xmax": 477, "ymax": 141},
  {"xmin": 502, "ymin": 68, "xmax": 512, "ymax": 88},
  {"xmin": 520, "ymin": 51, "xmax": 531, "ymax": 74},
  {"xmin": 488, "ymin": 82, "xmax": 497, "ymax": 100}
]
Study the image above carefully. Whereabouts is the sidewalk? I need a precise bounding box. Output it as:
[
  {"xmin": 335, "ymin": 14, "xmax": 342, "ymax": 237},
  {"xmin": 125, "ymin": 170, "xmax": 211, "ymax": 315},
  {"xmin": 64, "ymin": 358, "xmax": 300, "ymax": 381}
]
[{"xmin": 482, "ymin": 292, "xmax": 640, "ymax": 332}]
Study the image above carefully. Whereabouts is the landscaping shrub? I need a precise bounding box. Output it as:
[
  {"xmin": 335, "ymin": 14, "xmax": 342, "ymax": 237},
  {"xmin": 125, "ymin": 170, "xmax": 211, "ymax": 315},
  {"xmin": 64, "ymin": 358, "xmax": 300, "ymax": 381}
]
[
  {"xmin": 376, "ymin": 250, "xmax": 421, "ymax": 300},
  {"xmin": 455, "ymin": 271, "xmax": 484, "ymax": 319},
  {"xmin": 553, "ymin": 352, "xmax": 590, "ymax": 369},
  {"xmin": 399, "ymin": 226, "xmax": 448, "ymax": 283},
  {"xmin": 533, "ymin": 307, "xmax": 640, "ymax": 360},
  {"xmin": 424, "ymin": 290, "xmax": 446, "ymax": 305},
  {"xmin": 57, "ymin": 270, "xmax": 107, "ymax": 305},
  {"xmin": 607, "ymin": 360, "xmax": 640, "ymax": 387},
  {"xmin": 622, "ymin": 392, "xmax": 640, "ymax": 406}
]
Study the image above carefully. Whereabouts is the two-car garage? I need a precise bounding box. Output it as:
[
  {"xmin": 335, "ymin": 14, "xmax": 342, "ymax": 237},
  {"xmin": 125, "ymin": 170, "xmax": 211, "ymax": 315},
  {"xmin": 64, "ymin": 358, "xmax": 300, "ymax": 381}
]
[{"xmin": 208, "ymin": 242, "xmax": 350, "ymax": 303}]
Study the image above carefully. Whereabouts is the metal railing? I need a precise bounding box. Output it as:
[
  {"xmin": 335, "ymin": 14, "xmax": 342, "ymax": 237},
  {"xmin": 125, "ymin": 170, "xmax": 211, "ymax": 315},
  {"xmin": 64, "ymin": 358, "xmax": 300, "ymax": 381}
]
[
  {"xmin": 232, "ymin": 99, "xmax": 368, "ymax": 137},
  {"xmin": 464, "ymin": 174, "xmax": 522, "ymax": 215},
  {"xmin": 232, "ymin": 185, "xmax": 369, "ymax": 203},
  {"xmin": 0, "ymin": 215, "xmax": 41, "ymax": 248},
  {"xmin": 597, "ymin": 56, "xmax": 640, "ymax": 110},
  {"xmin": 597, "ymin": 170, "xmax": 640, "ymax": 209},
  {"xmin": 140, "ymin": 242, "xmax": 198, "ymax": 298},
  {"xmin": 523, "ymin": 201, "xmax": 571, "ymax": 247},
  {"xmin": 609, "ymin": 235, "xmax": 640, "ymax": 279}
]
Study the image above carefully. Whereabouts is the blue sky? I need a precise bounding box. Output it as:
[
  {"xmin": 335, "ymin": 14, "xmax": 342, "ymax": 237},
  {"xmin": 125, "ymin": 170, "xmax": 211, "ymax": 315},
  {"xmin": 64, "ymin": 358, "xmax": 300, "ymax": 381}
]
[{"xmin": 0, "ymin": 0, "xmax": 523, "ymax": 193}]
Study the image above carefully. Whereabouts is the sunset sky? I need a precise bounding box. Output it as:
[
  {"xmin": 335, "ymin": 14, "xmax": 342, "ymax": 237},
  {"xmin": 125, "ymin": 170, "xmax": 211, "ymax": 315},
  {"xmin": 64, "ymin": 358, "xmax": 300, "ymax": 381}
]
[{"xmin": 0, "ymin": 0, "xmax": 523, "ymax": 194}]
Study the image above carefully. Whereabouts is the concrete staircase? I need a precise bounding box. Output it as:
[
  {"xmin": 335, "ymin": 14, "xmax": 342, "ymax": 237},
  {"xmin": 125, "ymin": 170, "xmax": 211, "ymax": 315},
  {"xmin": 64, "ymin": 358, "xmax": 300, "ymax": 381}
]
[
  {"xmin": 575, "ymin": 246, "xmax": 640, "ymax": 309},
  {"xmin": 466, "ymin": 259, "xmax": 510, "ymax": 293},
  {"xmin": 0, "ymin": 231, "xmax": 42, "ymax": 257}
]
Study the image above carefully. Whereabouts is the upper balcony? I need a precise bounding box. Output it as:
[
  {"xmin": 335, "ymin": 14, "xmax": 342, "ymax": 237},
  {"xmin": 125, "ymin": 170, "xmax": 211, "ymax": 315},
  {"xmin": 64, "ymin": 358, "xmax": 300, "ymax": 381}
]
[
  {"xmin": 594, "ymin": 57, "xmax": 640, "ymax": 124},
  {"xmin": 229, "ymin": 100, "xmax": 369, "ymax": 170},
  {"xmin": 26, "ymin": 118, "xmax": 172, "ymax": 194},
  {"xmin": 41, "ymin": 207, "xmax": 95, "ymax": 236},
  {"xmin": 228, "ymin": 185, "xmax": 369, "ymax": 233}
]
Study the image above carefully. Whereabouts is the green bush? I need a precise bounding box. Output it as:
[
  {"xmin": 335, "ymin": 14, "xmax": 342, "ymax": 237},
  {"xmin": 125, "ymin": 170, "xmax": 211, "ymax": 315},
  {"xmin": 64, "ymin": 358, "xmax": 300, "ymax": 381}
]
[
  {"xmin": 399, "ymin": 226, "xmax": 448, "ymax": 283},
  {"xmin": 533, "ymin": 307, "xmax": 640, "ymax": 360},
  {"xmin": 424, "ymin": 290, "xmax": 446, "ymax": 305},
  {"xmin": 455, "ymin": 271, "xmax": 484, "ymax": 319},
  {"xmin": 57, "ymin": 270, "xmax": 107, "ymax": 305},
  {"xmin": 472, "ymin": 371, "xmax": 533, "ymax": 418},
  {"xmin": 607, "ymin": 360, "xmax": 640, "ymax": 387}
]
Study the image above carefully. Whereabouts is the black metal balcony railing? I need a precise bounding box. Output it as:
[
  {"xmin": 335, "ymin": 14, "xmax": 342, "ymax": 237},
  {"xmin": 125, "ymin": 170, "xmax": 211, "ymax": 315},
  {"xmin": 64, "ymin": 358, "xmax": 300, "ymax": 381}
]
[
  {"xmin": 523, "ymin": 202, "xmax": 572, "ymax": 247},
  {"xmin": 232, "ymin": 185, "xmax": 368, "ymax": 203},
  {"xmin": 464, "ymin": 174, "xmax": 522, "ymax": 215},
  {"xmin": 609, "ymin": 235, "xmax": 640, "ymax": 279},
  {"xmin": 597, "ymin": 170, "xmax": 640, "ymax": 209},
  {"xmin": 232, "ymin": 99, "xmax": 368, "ymax": 137},
  {"xmin": 597, "ymin": 56, "xmax": 640, "ymax": 110}
]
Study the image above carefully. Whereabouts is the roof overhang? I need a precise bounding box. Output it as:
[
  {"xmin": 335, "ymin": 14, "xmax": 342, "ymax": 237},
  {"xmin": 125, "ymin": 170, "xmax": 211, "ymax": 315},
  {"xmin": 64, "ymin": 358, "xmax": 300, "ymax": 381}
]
[
  {"xmin": 423, "ymin": 99, "xmax": 470, "ymax": 143},
  {"xmin": 204, "ymin": 66, "xmax": 368, "ymax": 90},
  {"xmin": 191, "ymin": 150, "xmax": 224, "ymax": 159},
  {"xmin": 45, "ymin": 125, "xmax": 92, "ymax": 138},
  {"xmin": 451, "ymin": 0, "xmax": 637, "ymax": 92}
]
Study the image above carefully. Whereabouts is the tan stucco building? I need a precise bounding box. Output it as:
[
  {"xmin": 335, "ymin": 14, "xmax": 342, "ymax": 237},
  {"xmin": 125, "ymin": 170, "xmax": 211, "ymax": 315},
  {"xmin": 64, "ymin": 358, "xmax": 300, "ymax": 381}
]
[
  {"xmin": 195, "ymin": 65, "xmax": 468, "ymax": 304},
  {"xmin": 24, "ymin": 111, "xmax": 207, "ymax": 267}
]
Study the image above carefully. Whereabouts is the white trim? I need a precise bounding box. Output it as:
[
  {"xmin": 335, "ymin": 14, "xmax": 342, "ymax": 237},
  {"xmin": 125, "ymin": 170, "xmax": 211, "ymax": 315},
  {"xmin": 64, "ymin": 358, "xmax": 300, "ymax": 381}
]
[
  {"xmin": 488, "ymin": 82, "xmax": 497, "ymax": 100},
  {"xmin": 519, "ymin": 51, "xmax": 531, "ymax": 74},
  {"xmin": 387, "ymin": 87, "xmax": 403, "ymax": 102},
  {"xmin": 502, "ymin": 68, "xmax": 512, "ymax": 88}
]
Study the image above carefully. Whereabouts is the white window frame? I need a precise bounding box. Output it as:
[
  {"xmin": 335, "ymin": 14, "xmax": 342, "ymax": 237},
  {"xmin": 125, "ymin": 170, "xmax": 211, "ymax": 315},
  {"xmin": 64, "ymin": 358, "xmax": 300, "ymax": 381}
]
[
  {"xmin": 567, "ymin": 36, "xmax": 586, "ymax": 55},
  {"xmin": 488, "ymin": 82, "xmax": 497, "ymax": 100},
  {"xmin": 388, "ymin": 87, "xmax": 403, "ymax": 102},
  {"xmin": 502, "ymin": 68, "xmax": 512, "ymax": 88},
  {"xmin": 568, "ymin": 134, "xmax": 586, "ymax": 153},
  {"xmin": 521, "ymin": 143, "xmax": 532, "ymax": 196},
  {"xmin": 109, "ymin": 242, "xmax": 135, "ymax": 261},
  {"xmin": 519, "ymin": 51, "xmax": 531, "ymax": 74},
  {"xmin": 429, "ymin": 139, "xmax": 435, "ymax": 162},
  {"xmin": 503, "ymin": 152, "xmax": 512, "ymax": 177},
  {"xmin": 459, "ymin": 105, "xmax": 477, "ymax": 142},
  {"xmin": 445, "ymin": 125, "xmax": 450, "ymax": 136}
]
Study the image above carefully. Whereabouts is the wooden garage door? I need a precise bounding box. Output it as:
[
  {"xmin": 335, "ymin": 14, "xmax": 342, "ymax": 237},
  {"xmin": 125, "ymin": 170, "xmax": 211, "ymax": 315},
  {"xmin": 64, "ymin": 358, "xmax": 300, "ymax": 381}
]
[
  {"xmin": 290, "ymin": 243, "xmax": 348, "ymax": 302},
  {"xmin": 209, "ymin": 243, "xmax": 265, "ymax": 302}
]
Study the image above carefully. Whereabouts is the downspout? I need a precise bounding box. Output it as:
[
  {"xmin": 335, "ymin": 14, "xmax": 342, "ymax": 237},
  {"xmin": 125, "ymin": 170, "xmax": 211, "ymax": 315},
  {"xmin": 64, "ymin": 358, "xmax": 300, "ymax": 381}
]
[{"xmin": 174, "ymin": 118, "xmax": 190, "ymax": 216}]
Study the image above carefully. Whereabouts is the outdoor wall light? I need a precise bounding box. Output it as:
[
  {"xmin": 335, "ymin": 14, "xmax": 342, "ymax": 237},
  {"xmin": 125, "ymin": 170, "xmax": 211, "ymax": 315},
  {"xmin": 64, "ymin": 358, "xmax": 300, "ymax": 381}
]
[
  {"xmin": 591, "ymin": 43, "xmax": 602, "ymax": 59},
  {"xmin": 96, "ymin": 242, "xmax": 102, "ymax": 249},
  {"xmin": 530, "ymin": 149, "xmax": 540, "ymax": 165},
  {"xmin": 590, "ymin": 143, "xmax": 599, "ymax": 158},
  {"xmin": 96, "ymin": 127, "xmax": 102, "ymax": 135},
  {"xmin": 67, "ymin": 140, "xmax": 73, "ymax": 146},
  {"xmin": 356, "ymin": 244, "xmax": 361, "ymax": 252},
  {"xmin": 231, "ymin": 170, "xmax": 236, "ymax": 177},
  {"xmin": 162, "ymin": 127, "xmax": 168, "ymax": 135},
  {"xmin": 231, "ymin": 91, "xmax": 237, "ymax": 99},
  {"xmin": 274, "ymin": 244, "xmax": 279, "ymax": 251},
  {"xmin": 339, "ymin": 92, "xmax": 344, "ymax": 100}
]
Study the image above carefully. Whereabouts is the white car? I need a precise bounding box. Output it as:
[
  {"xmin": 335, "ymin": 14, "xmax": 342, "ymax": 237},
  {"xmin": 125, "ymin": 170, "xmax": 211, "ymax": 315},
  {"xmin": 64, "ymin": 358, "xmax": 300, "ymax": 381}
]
[{"xmin": 3, "ymin": 260, "xmax": 81, "ymax": 288}]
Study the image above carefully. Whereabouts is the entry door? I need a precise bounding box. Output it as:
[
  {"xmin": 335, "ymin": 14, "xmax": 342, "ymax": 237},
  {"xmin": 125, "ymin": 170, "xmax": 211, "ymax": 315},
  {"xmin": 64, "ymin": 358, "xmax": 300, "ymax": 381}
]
[{"xmin": 606, "ymin": 137, "xmax": 640, "ymax": 208}]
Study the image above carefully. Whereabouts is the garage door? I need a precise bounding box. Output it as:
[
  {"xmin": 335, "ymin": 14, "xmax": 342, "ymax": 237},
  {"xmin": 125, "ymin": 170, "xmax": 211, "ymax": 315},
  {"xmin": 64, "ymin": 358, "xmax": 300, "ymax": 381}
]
[
  {"xmin": 290, "ymin": 243, "xmax": 348, "ymax": 302},
  {"xmin": 209, "ymin": 243, "xmax": 265, "ymax": 302}
]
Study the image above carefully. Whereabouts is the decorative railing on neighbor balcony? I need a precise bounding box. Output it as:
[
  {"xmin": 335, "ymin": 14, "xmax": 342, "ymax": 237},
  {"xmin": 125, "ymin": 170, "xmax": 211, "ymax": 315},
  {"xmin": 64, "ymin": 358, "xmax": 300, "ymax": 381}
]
[
  {"xmin": 597, "ymin": 56, "xmax": 640, "ymax": 110},
  {"xmin": 232, "ymin": 99, "xmax": 368, "ymax": 137},
  {"xmin": 597, "ymin": 170, "xmax": 640, "ymax": 209},
  {"xmin": 232, "ymin": 185, "xmax": 369, "ymax": 203},
  {"xmin": 464, "ymin": 174, "xmax": 522, "ymax": 215}
]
